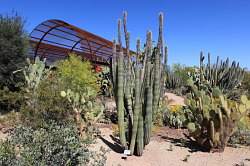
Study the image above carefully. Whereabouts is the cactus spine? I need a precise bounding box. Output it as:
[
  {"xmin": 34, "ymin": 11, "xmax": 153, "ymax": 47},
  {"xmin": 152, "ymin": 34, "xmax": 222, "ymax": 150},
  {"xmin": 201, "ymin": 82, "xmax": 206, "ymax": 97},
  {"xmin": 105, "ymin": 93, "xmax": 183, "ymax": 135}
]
[{"xmin": 112, "ymin": 12, "xmax": 166, "ymax": 156}]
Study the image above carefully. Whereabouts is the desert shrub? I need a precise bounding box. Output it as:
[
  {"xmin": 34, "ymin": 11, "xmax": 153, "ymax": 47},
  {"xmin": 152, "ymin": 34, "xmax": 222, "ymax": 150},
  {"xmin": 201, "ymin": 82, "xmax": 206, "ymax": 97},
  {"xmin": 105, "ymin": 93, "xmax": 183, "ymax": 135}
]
[
  {"xmin": 20, "ymin": 73, "xmax": 73, "ymax": 127},
  {"xmin": 229, "ymin": 111, "xmax": 250, "ymax": 146},
  {"xmin": 0, "ymin": 87, "xmax": 23, "ymax": 114},
  {"xmin": 56, "ymin": 54, "xmax": 104, "ymax": 137},
  {"xmin": 17, "ymin": 55, "xmax": 103, "ymax": 129},
  {"xmin": 0, "ymin": 13, "xmax": 28, "ymax": 90},
  {"xmin": 171, "ymin": 63, "xmax": 195, "ymax": 84},
  {"xmin": 163, "ymin": 105, "xmax": 194, "ymax": 128},
  {"xmin": 165, "ymin": 70, "xmax": 183, "ymax": 95},
  {"xmin": 0, "ymin": 140, "xmax": 18, "ymax": 166},
  {"xmin": 97, "ymin": 66, "xmax": 113, "ymax": 97},
  {"xmin": 229, "ymin": 129, "xmax": 250, "ymax": 146},
  {"xmin": 56, "ymin": 54, "xmax": 99, "ymax": 94},
  {"xmin": 153, "ymin": 99, "xmax": 168, "ymax": 126},
  {"xmin": 0, "ymin": 121, "xmax": 107, "ymax": 166}
]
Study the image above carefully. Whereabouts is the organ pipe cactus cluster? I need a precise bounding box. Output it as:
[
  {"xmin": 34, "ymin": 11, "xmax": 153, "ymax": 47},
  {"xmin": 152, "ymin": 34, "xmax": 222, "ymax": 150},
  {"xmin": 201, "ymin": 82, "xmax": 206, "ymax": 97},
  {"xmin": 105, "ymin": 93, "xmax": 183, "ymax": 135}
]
[
  {"xmin": 165, "ymin": 70, "xmax": 183, "ymax": 90},
  {"xmin": 111, "ymin": 12, "xmax": 167, "ymax": 156},
  {"xmin": 186, "ymin": 79, "xmax": 250, "ymax": 152},
  {"xmin": 199, "ymin": 52, "xmax": 245, "ymax": 93}
]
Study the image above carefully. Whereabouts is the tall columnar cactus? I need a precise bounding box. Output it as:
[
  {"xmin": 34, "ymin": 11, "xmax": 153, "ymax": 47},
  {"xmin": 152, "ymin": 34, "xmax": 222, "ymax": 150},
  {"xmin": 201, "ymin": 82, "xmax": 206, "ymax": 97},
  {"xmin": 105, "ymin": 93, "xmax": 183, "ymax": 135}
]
[
  {"xmin": 198, "ymin": 52, "xmax": 245, "ymax": 94},
  {"xmin": 186, "ymin": 79, "xmax": 250, "ymax": 152},
  {"xmin": 111, "ymin": 12, "xmax": 167, "ymax": 156}
]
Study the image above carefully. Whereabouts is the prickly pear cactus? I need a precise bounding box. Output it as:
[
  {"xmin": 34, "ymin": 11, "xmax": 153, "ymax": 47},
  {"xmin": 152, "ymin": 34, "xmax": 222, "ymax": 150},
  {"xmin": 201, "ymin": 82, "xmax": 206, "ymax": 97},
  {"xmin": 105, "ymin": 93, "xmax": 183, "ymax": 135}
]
[
  {"xmin": 61, "ymin": 88, "xmax": 103, "ymax": 137},
  {"xmin": 23, "ymin": 57, "xmax": 49, "ymax": 91},
  {"xmin": 186, "ymin": 79, "xmax": 250, "ymax": 152}
]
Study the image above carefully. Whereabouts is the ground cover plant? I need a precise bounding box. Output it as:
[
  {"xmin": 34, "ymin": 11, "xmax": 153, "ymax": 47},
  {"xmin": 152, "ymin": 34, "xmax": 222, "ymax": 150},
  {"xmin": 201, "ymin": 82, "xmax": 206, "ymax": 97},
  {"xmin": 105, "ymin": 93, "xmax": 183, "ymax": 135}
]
[{"xmin": 0, "ymin": 121, "xmax": 107, "ymax": 166}]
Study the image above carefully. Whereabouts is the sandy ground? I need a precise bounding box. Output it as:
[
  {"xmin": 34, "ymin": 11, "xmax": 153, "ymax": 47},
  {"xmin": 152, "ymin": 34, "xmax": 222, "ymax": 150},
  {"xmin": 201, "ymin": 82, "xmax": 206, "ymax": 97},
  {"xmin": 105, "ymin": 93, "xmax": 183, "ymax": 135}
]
[
  {"xmin": 164, "ymin": 92, "xmax": 186, "ymax": 106},
  {"xmin": 95, "ymin": 126, "xmax": 250, "ymax": 166}
]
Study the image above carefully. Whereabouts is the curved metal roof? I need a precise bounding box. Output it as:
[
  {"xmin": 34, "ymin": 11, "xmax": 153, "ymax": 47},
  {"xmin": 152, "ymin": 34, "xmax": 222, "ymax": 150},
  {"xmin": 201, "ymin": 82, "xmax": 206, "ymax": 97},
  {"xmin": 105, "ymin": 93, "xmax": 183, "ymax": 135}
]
[{"xmin": 29, "ymin": 19, "xmax": 115, "ymax": 65}]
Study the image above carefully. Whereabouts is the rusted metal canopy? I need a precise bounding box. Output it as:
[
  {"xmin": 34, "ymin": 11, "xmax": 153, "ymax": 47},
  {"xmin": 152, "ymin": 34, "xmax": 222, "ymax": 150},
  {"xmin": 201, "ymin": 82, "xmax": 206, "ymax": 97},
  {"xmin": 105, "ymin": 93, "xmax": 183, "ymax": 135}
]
[{"xmin": 29, "ymin": 19, "xmax": 115, "ymax": 66}]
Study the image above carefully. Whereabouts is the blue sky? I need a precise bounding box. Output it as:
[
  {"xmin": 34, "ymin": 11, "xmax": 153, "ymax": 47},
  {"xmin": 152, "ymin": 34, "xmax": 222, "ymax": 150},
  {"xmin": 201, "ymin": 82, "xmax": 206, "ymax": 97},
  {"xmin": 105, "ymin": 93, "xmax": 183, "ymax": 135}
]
[{"xmin": 1, "ymin": 0, "xmax": 250, "ymax": 68}]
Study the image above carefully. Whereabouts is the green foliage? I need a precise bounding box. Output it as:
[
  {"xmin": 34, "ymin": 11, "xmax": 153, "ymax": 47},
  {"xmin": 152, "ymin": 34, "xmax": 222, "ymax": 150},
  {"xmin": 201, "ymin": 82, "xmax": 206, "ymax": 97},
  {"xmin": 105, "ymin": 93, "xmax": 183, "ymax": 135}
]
[
  {"xmin": 0, "ymin": 121, "xmax": 107, "ymax": 166},
  {"xmin": 242, "ymin": 71, "xmax": 250, "ymax": 98},
  {"xmin": 20, "ymin": 73, "xmax": 73, "ymax": 127},
  {"xmin": 186, "ymin": 79, "xmax": 250, "ymax": 152},
  {"xmin": 57, "ymin": 55, "xmax": 104, "ymax": 137},
  {"xmin": 97, "ymin": 66, "xmax": 113, "ymax": 97},
  {"xmin": 19, "ymin": 54, "xmax": 103, "ymax": 130},
  {"xmin": 23, "ymin": 57, "xmax": 50, "ymax": 92},
  {"xmin": 171, "ymin": 63, "xmax": 195, "ymax": 84},
  {"xmin": 0, "ymin": 140, "xmax": 17, "ymax": 166},
  {"xmin": 56, "ymin": 54, "xmax": 99, "ymax": 94},
  {"xmin": 165, "ymin": 70, "xmax": 183, "ymax": 95},
  {"xmin": 0, "ymin": 87, "xmax": 23, "ymax": 114},
  {"xmin": 229, "ymin": 110, "xmax": 250, "ymax": 146},
  {"xmin": 0, "ymin": 13, "xmax": 28, "ymax": 90},
  {"xmin": 229, "ymin": 128, "xmax": 250, "ymax": 146},
  {"xmin": 163, "ymin": 105, "xmax": 194, "ymax": 129}
]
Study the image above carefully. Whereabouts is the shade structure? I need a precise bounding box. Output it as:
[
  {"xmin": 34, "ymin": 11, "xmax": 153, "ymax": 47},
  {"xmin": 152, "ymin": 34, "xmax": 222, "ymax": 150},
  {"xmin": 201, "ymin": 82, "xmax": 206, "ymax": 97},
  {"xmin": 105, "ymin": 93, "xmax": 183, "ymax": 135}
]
[{"xmin": 29, "ymin": 19, "xmax": 116, "ymax": 66}]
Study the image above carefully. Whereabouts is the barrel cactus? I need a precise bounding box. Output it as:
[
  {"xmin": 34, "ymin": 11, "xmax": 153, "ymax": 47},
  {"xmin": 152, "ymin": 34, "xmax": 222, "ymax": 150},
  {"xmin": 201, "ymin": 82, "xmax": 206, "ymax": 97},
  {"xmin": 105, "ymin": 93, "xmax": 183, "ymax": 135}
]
[{"xmin": 111, "ymin": 12, "xmax": 167, "ymax": 156}]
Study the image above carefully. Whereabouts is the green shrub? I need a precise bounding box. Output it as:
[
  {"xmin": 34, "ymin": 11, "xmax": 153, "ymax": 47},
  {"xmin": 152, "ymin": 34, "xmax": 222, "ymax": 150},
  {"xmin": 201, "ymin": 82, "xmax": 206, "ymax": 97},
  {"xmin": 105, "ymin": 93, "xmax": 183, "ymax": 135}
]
[
  {"xmin": 242, "ymin": 71, "xmax": 250, "ymax": 98},
  {"xmin": 0, "ymin": 87, "xmax": 23, "ymax": 114},
  {"xmin": 97, "ymin": 66, "xmax": 113, "ymax": 97},
  {"xmin": 20, "ymin": 72, "xmax": 73, "ymax": 127},
  {"xmin": 163, "ymin": 105, "xmax": 194, "ymax": 128},
  {"xmin": 56, "ymin": 54, "xmax": 99, "ymax": 94},
  {"xmin": 229, "ymin": 128, "xmax": 250, "ymax": 146},
  {"xmin": 0, "ymin": 140, "xmax": 18, "ymax": 166},
  {"xmin": 0, "ymin": 13, "xmax": 28, "ymax": 90},
  {"xmin": 0, "ymin": 121, "xmax": 107, "ymax": 166},
  {"xmin": 165, "ymin": 70, "xmax": 183, "ymax": 94},
  {"xmin": 171, "ymin": 63, "xmax": 195, "ymax": 85}
]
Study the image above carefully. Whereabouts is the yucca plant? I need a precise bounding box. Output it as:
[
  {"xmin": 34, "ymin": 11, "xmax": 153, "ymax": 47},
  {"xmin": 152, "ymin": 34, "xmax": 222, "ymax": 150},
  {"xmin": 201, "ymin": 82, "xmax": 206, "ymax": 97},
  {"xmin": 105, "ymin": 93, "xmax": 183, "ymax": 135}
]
[{"xmin": 111, "ymin": 12, "xmax": 167, "ymax": 156}]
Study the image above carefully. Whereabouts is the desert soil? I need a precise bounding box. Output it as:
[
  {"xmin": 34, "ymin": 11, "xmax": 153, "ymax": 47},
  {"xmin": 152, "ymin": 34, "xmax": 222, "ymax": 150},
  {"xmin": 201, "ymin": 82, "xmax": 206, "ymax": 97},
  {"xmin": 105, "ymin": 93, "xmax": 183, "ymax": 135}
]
[{"xmin": 95, "ymin": 126, "xmax": 250, "ymax": 166}]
